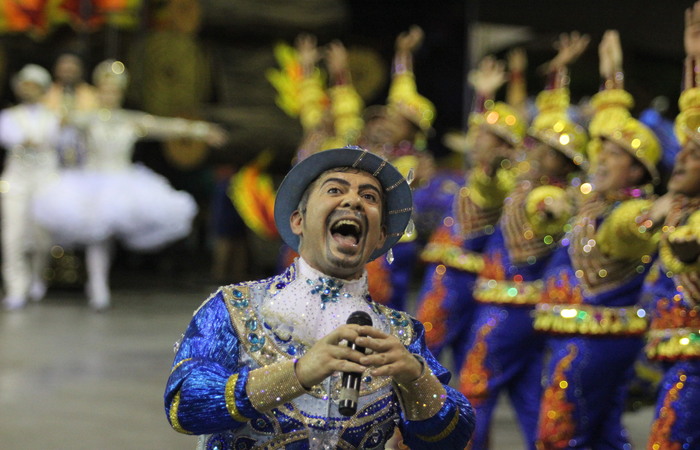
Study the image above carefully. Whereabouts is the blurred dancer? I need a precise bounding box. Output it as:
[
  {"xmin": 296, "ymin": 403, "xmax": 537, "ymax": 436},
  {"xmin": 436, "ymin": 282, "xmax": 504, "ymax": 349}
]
[
  {"xmin": 644, "ymin": 4, "xmax": 700, "ymax": 447},
  {"xmin": 533, "ymin": 31, "xmax": 662, "ymax": 449},
  {"xmin": 414, "ymin": 55, "xmax": 526, "ymax": 372},
  {"xmin": 458, "ymin": 32, "xmax": 589, "ymax": 450},
  {"xmin": 33, "ymin": 60, "xmax": 226, "ymax": 311},
  {"xmin": 43, "ymin": 52, "xmax": 99, "ymax": 167},
  {"xmin": 0, "ymin": 64, "xmax": 61, "ymax": 310}
]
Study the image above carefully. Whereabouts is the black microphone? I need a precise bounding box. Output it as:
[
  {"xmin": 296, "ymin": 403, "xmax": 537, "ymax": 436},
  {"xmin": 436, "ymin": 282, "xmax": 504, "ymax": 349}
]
[{"xmin": 338, "ymin": 310, "xmax": 372, "ymax": 417}]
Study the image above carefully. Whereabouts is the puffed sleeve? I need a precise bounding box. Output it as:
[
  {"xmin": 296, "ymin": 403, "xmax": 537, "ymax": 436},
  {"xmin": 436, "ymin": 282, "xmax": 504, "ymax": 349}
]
[
  {"xmin": 660, "ymin": 210, "xmax": 700, "ymax": 275},
  {"xmin": 596, "ymin": 198, "xmax": 659, "ymax": 260},
  {"xmin": 164, "ymin": 292, "xmax": 261, "ymax": 435},
  {"xmin": 524, "ymin": 185, "xmax": 573, "ymax": 237},
  {"xmin": 396, "ymin": 318, "xmax": 475, "ymax": 448},
  {"xmin": 467, "ymin": 166, "xmax": 516, "ymax": 210}
]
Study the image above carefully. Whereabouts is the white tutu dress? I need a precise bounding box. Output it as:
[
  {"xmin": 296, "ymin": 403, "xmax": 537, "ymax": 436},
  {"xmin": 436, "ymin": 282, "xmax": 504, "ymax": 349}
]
[{"xmin": 33, "ymin": 109, "xmax": 197, "ymax": 251}]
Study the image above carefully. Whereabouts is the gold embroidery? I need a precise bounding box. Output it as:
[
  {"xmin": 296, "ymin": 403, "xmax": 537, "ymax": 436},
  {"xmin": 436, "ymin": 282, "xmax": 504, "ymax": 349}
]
[
  {"xmin": 394, "ymin": 358, "xmax": 446, "ymax": 421},
  {"xmin": 246, "ymin": 360, "xmax": 306, "ymax": 412},
  {"xmin": 474, "ymin": 277, "xmax": 544, "ymax": 305},
  {"xmin": 385, "ymin": 177, "xmax": 406, "ymax": 192},
  {"xmin": 372, "ymin": 160, "xmax": 387, "ymax": 177}
]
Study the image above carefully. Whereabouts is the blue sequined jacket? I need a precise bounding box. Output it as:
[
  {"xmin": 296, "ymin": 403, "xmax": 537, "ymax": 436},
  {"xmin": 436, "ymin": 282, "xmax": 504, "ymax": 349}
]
[{"xmin": 164, "ymin": 263, "xmax": 474, "ymax": 449}]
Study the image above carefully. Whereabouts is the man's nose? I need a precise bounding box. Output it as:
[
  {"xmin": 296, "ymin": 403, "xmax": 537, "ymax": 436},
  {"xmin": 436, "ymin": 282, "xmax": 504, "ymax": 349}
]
[{"xmin": 341, "ymin": 192, "xmax": 363, "ymax": 209}]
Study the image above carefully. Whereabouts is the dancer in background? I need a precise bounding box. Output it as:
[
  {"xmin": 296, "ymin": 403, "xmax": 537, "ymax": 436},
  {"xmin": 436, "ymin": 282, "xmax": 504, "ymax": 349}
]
[
  {"xmin": 414, "ymin": 54, "xmax": 526, "ymax": 373},
  {"xmin": 644, "ymin": 3, "xmax": 700, "ymax": 447},
  {"xmin": 458, "ymin": 31, "xmax": 589, "ymax": 449},
  {"xmin": 33, "ymin": 60, "xmax": 227, "ymax": 311},
  {"xmin": 43, "ymin": 52, "xmax": 99, "ymax": 167},
  {"xmin": 533, "ymin": 31, "xmax": 663, "ymax": 449},
  {"xmin": 0, "ymin": 64, "xmax": 61, "ymax": 310}
]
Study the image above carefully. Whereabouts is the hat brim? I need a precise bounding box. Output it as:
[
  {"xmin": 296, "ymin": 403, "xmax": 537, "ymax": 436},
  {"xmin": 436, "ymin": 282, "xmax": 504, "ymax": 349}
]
[
  {"xmin": 600, "ymin": 135, "xmax": 660, "ymax": 185},
  {"xmin": 528, "ymin": 129, "xmax": 589, "ymax": 171},
  {"xmin": 274, "ymin": 147, "xmax": 413, "ymax": 262}
]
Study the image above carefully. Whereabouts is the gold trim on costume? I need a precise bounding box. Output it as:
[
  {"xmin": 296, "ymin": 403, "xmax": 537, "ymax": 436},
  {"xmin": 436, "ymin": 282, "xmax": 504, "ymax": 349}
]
[
  {"xmin": 415, "ymin": 407, "xmax": 460, "ymax": 443},
  {"xmin": 474, "ymin": 278, "xmax": 544, "ymax": 305},
  {"xmin": 372, "ymin": 160, "xmax": 387, "ymax": 177},
  {"xmin": 225, "ymin": 374, "xmax": 250, "ymax": 422},
  {"xmin": 169, "ymin": 391, "xmax": 192, "ymax": 434},
  {"xmin": 385, "ymin": 177, "xmax": 405, "ymax": 192},
  {"xmin": 534, "ymin": 303, "xmax": 648, "ymax": 336},
  {"xmin": 170, "ymin": 357, "xmax": 192, "ymax": 374},
  {"xmin": 246, "ymin": 360, "xmax": 307, "ymax": 413},
  {"xmin": 646, "ymin": 328, "xmax": 700, "ymax": 360},
  {"xmin": 352, "ymin": 151, "xmax": 367, "ymax": 168},
  {"xmin": 393, "ymin": 358, "xmax": 447, "ymax": 421}
]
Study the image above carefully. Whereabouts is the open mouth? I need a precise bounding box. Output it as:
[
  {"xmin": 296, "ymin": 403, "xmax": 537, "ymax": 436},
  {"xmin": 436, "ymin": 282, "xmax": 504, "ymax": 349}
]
[{"xmin": 329, "ymin": 218, "xmax": 363, "ymax": 248}]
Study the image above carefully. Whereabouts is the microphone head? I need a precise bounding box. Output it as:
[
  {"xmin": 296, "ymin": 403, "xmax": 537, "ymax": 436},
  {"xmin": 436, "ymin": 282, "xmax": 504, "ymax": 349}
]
[{"xmin": 346, "ymin": 310, "xmax": 372, "ymax": 326}]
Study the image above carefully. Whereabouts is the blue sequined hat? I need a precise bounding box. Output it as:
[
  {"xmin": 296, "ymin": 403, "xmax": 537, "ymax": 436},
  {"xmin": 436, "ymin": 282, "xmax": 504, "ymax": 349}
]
[{"xmin": 274, "ymin": 146, "xmax": 413, "ymax": 261}]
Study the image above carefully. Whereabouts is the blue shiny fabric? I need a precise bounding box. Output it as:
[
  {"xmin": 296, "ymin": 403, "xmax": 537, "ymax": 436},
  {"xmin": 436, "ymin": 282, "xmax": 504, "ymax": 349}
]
[
  {"xmin": 165, "ymin": 264, "xmax": 475, "ymax": 448},
  {"xmin": 414, "ymin": 211, "xmax": 494, "ymax": 371},
  {"xmin": 644, "ymin": 261, "xmax": 700, "ymax": 448},
  {"xmin": 416, "ymin": 260, "xmax": 478, "ymax": 371}
]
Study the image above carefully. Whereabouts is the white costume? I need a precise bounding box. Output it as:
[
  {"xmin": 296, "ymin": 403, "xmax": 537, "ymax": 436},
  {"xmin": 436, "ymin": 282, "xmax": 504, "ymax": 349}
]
[
  {"xmin": 0, "ymin": 102, "xmax": 60, "ymax": 307},
  {"xmin": 33, "ymin": 109, "xmax": 199, "ymax": 309},
  {"xmin": 33, "ymin": 110, "xmax": 198, "ymax": 250}
]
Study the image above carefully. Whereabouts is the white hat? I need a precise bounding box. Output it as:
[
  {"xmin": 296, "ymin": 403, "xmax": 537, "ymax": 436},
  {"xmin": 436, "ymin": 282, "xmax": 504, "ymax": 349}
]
[{"xmin": 11, "ymin": 64, "xmax": 51, "ymax": 93}]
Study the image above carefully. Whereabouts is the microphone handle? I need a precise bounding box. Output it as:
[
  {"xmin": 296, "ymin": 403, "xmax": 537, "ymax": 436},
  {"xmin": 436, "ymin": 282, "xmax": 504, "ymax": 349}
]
[{"xmin": 338, "ymin": 342, "xmax": 366, "ymax": 417}]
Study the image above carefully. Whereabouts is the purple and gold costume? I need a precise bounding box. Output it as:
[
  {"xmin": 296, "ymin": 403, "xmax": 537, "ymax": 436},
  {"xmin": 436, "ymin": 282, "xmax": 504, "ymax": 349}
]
[
  {"xmin": 415, "ymin": 167, "xmax": 511, "ymax": 371},
  {"xmin": 415, "ymin": 102, "xmax": 527, "ymax": 372},
  {"xmin": 534, "ymin": 192, "xmax": 658, "ymax": 449},
  {"xmin": 644, "ymin": 83, "xmax": 700, "ymax": 449},
  {"xmin": 459, "ymin": 181, "xmax": 577, "ymax": 450},
  {"xmin": 165, "ymin": 260, "xmax": 475, "ymax": 449}
]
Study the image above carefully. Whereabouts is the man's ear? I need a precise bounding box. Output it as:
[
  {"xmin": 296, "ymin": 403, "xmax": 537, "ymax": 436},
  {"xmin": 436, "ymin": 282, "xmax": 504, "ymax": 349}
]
[{"xmin": 290, "ymin": 210, "xmax": 303, "ymax": 236}]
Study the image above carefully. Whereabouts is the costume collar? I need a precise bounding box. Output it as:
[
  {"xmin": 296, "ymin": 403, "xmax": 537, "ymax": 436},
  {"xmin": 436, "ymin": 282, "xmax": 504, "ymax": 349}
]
[{"xmin": 261, "ymin": 258, "xmax": 375, "ymax": 346}]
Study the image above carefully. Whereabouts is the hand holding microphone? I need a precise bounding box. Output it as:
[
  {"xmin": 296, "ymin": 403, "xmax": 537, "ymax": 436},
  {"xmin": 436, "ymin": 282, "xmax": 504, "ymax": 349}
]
[
  {"xmin": 338, "ymin": 311, "xmax": 372, "ymax": 416},
  {"xmin": 294, "ymin": 310, "xmax": 423, "ymax": 416}
]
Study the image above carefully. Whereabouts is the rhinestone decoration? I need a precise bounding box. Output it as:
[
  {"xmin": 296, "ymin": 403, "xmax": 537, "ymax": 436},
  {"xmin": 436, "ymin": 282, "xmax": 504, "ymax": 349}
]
[
  {"xmin": 405, "ymin": 219, "xmax": 415, "ymax": 237},
  {"xmin": 307, "ymin": 277, "xmax": 351, "ymax": 309},
  {"xmin": 386, "ymin": 248, "xmax": 395, "ymax": 265}
]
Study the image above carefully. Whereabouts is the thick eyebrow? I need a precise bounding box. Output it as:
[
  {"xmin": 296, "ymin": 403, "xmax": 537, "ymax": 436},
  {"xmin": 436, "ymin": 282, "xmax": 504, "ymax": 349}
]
[{"xmin": 319, "ymin": 177, "xmax": 382, "ymax": 196}]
